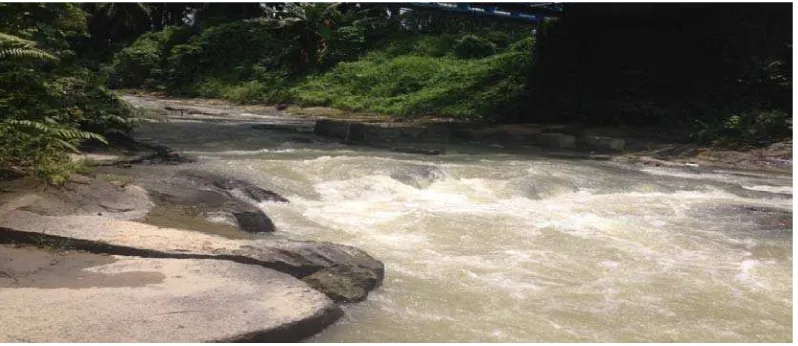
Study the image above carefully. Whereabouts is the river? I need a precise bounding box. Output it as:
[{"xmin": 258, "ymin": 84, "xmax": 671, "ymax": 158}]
[{"xmin": 126, "ymin": 95, "xmax": 792, "ymax": 342}]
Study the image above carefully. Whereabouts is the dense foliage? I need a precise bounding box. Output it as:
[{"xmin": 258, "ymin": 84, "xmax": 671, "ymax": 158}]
[
  {"xmin": 0, "ymin": 3, "xmax": 791, "ymax": 184},
  {"xmin": 0, "ymin": 3, "xmax": 135, "ymax": 184},
  {"xmin": 110, "ymin": 5, "xmax": 535, "ymax": 120},
  {"xmin": 452, "ymin": 35, "xmax": 497, "ymax": 59},
  {"xmin": 107, "ymin": 3, "xmax": 792, "ymax": 146}
]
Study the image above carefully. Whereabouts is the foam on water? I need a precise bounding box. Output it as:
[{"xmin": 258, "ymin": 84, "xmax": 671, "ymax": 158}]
[
  {"xmin": 742, "ymin": 185, "xmax": 793, "ymax": 194},
  {"xmin": 127, "ymin": 97, "xmax": 793, "ymax": 342},
  {"xmin": 150, "ymin": 137, "xmax": 793, "ymax": 342},
  {"xmin": 267, "ymin": 156, "xmax": 792, "ymax": 342}
]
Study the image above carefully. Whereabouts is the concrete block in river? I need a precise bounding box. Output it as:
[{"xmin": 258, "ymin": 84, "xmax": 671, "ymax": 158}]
[{"xmin": 536, "ymin": 133, "xmax": 576, "ymax": 148}]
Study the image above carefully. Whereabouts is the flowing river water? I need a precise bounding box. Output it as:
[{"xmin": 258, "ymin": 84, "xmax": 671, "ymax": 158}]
[{"xmin": 128, "ymin": 97, "xmax": 792, "ymax": 342}]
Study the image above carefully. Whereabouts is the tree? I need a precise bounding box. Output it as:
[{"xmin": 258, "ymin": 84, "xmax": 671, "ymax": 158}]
[
  {"xmin": 83, "ymin": 3, "xmax": 153, "ymax": 54},
  {"xmin": 257, "ymin": 3, "xmax": 343, "ymax": 71}
]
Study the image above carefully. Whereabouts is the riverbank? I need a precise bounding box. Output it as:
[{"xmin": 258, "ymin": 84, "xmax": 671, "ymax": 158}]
[
  {"xmin": 1, "ymin": 92, "xmax": 791, "ymax": 342},
  {"xmin": 0, "ymin": 118, "xmax": 385, "ymax": 341},
  {"xmin": 121, "ymin": 90, "xmax": 792, "ymax": 173}
]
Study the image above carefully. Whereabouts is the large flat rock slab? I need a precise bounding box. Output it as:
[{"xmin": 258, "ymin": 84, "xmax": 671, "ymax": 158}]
[
  {"xmin": 0, "ymin": 245, "xmax": 341, "ymax": 342},
  {"xmin": 5, "ymin": 174, "xmax": 154, "ymax": 221},
  {"xmin": 0, "ymin": 211, "xmax": 383, "ymax": 303}
]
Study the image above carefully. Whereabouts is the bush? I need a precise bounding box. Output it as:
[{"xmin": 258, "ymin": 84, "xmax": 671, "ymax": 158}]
[
  {"xmin": 110, "ymin": 32, "xmax": 165, "ymax": 88},
  {"xmin": 164, "ymin": 21, "xmax": 283, "ymax": 88},
  {"xmin": 692, "ymin": 109, "xmax": 792, "ymax": 146},
  {"xmin": 508, "ymin": 36, "xmax": 535, "ymax": 53},
  {"xmin": 319, "ymin": 25, "xmax": 367, "ymax": 67},
  {"xmin": 109, "ymin": 26, "xmax": 194, "ymax": 89},
  {"xmin": 453, "ymin": 35, "xmax": 497, "ymax": 59},
  {"xmin": 379, "ymin": 34, "xmax": 459, "ymax": 58},
  {"xmin": 483, "ymin": 31, "xmax": 513, "ymax": 49}
]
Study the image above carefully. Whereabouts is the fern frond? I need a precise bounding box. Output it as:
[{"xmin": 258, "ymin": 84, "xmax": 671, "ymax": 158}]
[
  {"xmin": 0, "ymin": 32, "xmax": 36, "ymax": 46},
  {"xmin": 4, "ymin": 119, "xmax": 107, "ymax": 144},
  {"xmin": 55, "ymin": 138, "xmax": 80, "ymax": 153},
  {"xmin": 0, "ymin": 31, "xmax": 58, "ymax": 62},
  {"xmin": 5, "ymin": 119, "xmax": 53, "ymax": 133},
  {"xmin": 0, "ymin": 47, "xmax": 57, "ymax": 61}
]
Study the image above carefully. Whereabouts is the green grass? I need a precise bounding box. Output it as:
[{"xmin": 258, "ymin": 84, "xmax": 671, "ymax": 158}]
[
  {"xmin": 113, "ymin": 27, "xmax": 534, "ymax": 121},
  {"xmin": 289, "ymin": 50, "xmax": 530, "ymax": 120}
]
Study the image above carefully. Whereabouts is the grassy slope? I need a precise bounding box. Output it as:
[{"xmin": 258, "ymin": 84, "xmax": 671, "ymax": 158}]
[{"xmin": 112, "ymin": 25, "xmax": 533, "ymax": 122}]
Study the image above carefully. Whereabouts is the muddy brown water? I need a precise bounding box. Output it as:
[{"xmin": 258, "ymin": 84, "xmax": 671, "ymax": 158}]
[{"xmin": 122, "ymin": 95, "xmax": 792, "ymax": 342}]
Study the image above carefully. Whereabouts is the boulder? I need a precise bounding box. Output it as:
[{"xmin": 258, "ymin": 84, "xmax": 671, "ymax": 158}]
[
  {"xmin": 0, "ymin": 245, "xmax": 341, "ymax": 342},
  {"xmin": 149, "ymin": 190, "xmax": 277, "ymax": 234},
  {"xmin": 302, "ymin": 266, "xmax": 378, "ymax": 303},
  {"xmin": 139, "ymin": 170, "xmax": 290, "ymax": 233},
  {"xmin": 227, "ymin": 205, "xmax": 277, "ymax": 233},
  {"xmin": 0, "ymin": 211, "xmax": 384, "ymax": 303},
  {"xmin": 388, "ymin": 163, "xmax": 447, "ymax": 188},
  {"xmin": 209, "ymin": 177, "xmax": 290, "ymax": 203}
]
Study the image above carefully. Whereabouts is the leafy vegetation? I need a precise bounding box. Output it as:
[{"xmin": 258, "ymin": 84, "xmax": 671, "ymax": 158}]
[
  {"xmin": 453, "ymin": 35, "xmax": 497, "ymax": 59},
  {"xmin": 0, "ymin": 3, "xmax": 791, "ymax": 186},
  {"xmin": 0, "ymin": 3, "xmax": 135, "ymax": 184},
  {"xmin": 110, "ymin": 5, "xmax": 535, "ymax": 120},
  {"xmin": 290, "ymin": 47, "xmax": 530, "ymax": 119}
]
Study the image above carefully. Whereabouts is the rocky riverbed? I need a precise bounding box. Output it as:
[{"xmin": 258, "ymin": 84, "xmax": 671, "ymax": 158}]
[
  {"xmin": 0, "ymin": 127, "xmax": 385, "ymax": 341},
  {"xmin": 0, "ymin": 92, "xmax": 791, "ymax": 342}
]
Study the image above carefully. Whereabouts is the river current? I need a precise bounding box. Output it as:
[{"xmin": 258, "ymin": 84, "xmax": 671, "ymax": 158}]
[{"xmin": 129, "ymin": 98, "xmax": 792, "ymax": 342}]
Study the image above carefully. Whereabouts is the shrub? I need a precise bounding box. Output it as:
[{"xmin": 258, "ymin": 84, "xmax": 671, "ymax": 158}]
[
  {"xmin": 319, "ymin": 25, "xmax": 367, "ymax": 67},
  {"xmin": 508, "ymin": 36, "xmax": 535, "ymax": 53},
  {"xmin": 380, "ymin": 34, "xmax": 459, "ymax": 58},
  {"xmin": 483, "ymin": 30, "xmax": 513, "ymax": 49},
  {"xmin": 453, "ymin": 35, "xmax": 497, "ymax": 59},
  {"xmin": 164, "ymin": 21, "xmax": 282, "ymax": 88},
  {"xmin": 110, "ymin": 28, "xmax": 175, "ymax": 88},
  {"xmin": 692, "ymin": 109, "xmax": 792, "ymax": 146}
]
